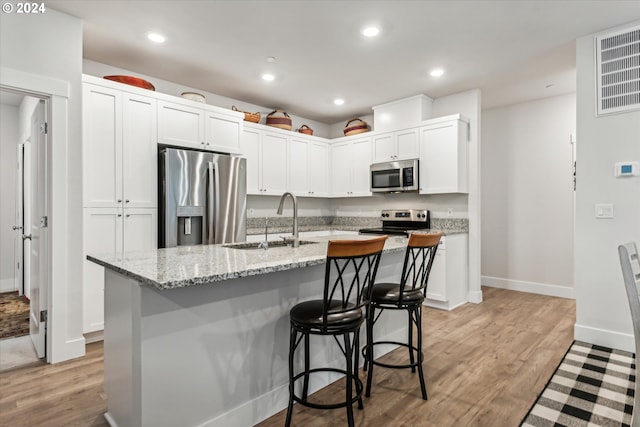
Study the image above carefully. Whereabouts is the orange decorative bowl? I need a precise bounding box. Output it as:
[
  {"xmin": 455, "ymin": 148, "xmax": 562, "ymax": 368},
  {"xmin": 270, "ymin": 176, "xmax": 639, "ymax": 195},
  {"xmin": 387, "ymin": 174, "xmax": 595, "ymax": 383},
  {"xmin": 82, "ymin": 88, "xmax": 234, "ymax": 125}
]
[{"xmin": 103, "ymin": 75, "xmax": 155, "ymax": 91}]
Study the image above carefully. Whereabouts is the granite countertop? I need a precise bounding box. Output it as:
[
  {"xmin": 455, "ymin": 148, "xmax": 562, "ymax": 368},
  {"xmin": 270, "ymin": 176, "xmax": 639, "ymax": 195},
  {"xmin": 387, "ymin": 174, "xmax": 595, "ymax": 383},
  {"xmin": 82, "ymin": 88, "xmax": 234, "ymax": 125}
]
[
  {"xmin": 246, "ymin": 225, "xmax": 467, "ymax": 236},
  {"xmin": 87, "ymin": 234, "xmax": 412, "ymax": 291}
]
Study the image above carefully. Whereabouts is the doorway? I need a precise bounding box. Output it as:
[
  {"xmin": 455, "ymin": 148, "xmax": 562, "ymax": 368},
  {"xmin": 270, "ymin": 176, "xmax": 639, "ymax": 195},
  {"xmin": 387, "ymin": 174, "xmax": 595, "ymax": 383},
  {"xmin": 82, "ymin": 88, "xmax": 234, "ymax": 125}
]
[{"xmin": 0, "ymin": 88, "xmax": 49, "ymax": 370}]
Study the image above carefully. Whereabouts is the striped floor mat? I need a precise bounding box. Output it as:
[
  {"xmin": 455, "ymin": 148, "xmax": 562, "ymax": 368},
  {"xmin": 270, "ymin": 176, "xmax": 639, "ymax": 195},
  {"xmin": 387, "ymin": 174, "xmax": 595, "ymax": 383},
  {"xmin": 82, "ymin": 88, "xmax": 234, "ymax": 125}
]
[{"xmin": 521, "ymin": 341, "xmax": 635, "ymax": 427}]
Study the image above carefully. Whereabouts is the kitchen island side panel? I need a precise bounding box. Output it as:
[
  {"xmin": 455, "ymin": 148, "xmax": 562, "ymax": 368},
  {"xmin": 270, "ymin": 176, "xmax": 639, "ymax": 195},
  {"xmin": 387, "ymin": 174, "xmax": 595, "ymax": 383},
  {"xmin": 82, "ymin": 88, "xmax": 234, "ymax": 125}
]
[
  {"xmin": 104, "ymin": 251, "xmax": 405, "ymax": 427},
  {"xmin": 103, "ymin": 269, "xmax": 142, "ymax": 427}
]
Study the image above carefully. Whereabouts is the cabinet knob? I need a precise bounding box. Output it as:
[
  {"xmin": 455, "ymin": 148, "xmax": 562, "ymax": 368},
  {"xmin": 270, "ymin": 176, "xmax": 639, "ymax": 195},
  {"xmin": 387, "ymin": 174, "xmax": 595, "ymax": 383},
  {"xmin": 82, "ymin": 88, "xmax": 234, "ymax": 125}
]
[
  {"xmin": 126, "ymin": 214, "xmax": 131, "ymax": 218},
  {"xmin": 117, "ymin": 199, "xmax": 122, "ymax": 203},
  {"xmin": 117, "ymin": 214, "xmax": 122, "ymax": 217},
  {"xmin": 125, "ymin": 199, "xmax": 130, "ymax": 203}
]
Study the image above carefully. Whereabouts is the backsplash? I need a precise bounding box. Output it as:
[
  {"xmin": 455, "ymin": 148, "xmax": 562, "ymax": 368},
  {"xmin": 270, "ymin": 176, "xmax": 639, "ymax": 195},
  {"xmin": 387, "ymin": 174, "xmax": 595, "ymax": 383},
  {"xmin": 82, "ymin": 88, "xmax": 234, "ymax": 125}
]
[{"xmin": 246, "ymin": 216, "xmax": 467, "ymax": 233}]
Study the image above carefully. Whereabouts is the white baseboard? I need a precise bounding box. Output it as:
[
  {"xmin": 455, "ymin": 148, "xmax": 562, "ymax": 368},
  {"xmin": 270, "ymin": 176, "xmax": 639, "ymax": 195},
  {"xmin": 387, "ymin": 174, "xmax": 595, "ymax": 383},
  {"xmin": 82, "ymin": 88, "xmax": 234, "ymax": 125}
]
[
  {"xmin": 0, "ymin": 277, "xmax": 16, "ymax": 293},
  {"xmin": 84, "ymin": 330, "xmax": 104, "ymax": 344},
  {"xmin": 574, "ymin": 323, "xmax": 635, "ymax": 353},
  {"xmin": 481, "ymin": 276, "xmax": 574, "ymax": 299}
]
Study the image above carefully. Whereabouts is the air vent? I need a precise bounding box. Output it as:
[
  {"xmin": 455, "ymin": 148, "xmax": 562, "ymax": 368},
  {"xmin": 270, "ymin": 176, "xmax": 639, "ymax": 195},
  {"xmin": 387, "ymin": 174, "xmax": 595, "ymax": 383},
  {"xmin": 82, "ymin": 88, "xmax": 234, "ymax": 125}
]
[{"xmin": 595, "ymin": 25, "xmax": 640, "ymax": 116}]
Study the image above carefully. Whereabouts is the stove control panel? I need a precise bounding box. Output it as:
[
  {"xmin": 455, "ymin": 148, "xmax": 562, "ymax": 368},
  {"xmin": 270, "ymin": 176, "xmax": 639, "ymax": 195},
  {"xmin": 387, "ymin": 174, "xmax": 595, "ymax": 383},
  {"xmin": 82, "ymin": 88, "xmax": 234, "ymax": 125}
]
[{"xmin": 380, "ymin": 209, "xmax": 430, "ymax": 222}]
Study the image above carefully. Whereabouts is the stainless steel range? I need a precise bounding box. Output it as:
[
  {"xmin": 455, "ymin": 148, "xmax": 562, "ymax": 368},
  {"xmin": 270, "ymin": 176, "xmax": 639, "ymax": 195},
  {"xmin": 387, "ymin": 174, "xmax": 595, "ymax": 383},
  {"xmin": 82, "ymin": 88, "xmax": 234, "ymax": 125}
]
[{"xmin": 359, "ymin": 209, "xmax": 431, "ymax": 237}]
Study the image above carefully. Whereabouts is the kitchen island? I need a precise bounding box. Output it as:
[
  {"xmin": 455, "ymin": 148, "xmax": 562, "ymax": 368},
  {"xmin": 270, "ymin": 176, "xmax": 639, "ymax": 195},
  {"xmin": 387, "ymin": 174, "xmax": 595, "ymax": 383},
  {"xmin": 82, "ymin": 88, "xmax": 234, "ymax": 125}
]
[{"xmin": 88, "ymin": 233, "xmax": 411, "ymax": 427}]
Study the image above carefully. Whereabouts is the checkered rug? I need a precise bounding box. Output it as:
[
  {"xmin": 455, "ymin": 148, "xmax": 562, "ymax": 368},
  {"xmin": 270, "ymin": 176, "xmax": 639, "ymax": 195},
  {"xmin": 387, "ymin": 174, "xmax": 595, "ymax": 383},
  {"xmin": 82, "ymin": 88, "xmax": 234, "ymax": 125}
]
[{"xmin": 521, "ymin": 341, "xmax": 636, "ymax": 426}]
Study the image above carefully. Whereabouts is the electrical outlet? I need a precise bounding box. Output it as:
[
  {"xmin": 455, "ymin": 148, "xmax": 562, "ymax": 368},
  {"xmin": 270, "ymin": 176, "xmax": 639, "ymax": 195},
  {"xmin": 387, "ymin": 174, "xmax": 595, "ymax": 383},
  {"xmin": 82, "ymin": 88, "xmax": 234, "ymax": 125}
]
[
  {"xmin": 249, "ymin": 208, "xmax": 255, "ymax": 217},
  {"xmin": 447, "ymin": 208, "xmax": 454, "ymax": 217}
]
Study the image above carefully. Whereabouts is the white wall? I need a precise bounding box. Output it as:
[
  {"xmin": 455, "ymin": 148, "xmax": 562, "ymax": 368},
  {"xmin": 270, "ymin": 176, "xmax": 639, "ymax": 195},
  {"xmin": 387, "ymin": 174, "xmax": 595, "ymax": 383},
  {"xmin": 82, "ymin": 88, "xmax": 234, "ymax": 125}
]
[
  {"xmin": 83, "ymin": 59, "xmax": 332, "ymax": 138},
  {"xmin": 0, "ymin": 104, "xmax": 18, "ymax": 293},
  {"xmin": 0, "ymin": 8, "xmax": 84, "ymax": 363},
  {"xmin": 574, "ymin": 22, "xmax": 640, "ymax": 353},
  {"xmin": 482, "ymin": 94, "xmax": 575, "ymax": 298}
]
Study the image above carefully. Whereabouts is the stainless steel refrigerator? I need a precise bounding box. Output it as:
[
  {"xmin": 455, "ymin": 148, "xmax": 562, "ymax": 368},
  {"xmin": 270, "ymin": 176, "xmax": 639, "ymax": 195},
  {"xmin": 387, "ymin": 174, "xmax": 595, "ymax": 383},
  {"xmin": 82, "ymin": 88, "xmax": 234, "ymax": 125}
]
[{"xmin": 158, "ymin": 147, "xmax": 247, "ymax": 248}]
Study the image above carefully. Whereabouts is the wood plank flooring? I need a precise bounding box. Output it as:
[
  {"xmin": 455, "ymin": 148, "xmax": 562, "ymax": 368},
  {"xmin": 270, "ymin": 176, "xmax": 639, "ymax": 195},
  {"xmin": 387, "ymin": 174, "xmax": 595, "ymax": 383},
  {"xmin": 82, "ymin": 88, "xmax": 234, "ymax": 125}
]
[{"xmin": 0, "ymin": 287, "xmax": 575, "ymax": 427}]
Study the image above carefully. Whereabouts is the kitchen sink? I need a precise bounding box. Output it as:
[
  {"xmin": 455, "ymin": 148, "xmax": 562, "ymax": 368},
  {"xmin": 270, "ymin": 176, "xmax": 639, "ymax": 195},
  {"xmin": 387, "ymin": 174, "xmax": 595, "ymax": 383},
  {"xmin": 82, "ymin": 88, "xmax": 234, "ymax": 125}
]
[{"xmin": 223, "ymin": 240, "xmax": 318, "ymax": 250}]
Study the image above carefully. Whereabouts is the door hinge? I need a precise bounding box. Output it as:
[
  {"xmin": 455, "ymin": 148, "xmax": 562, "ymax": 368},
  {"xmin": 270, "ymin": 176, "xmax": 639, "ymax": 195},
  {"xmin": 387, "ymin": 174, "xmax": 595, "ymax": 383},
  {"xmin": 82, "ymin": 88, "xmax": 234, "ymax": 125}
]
[
  {"xmin": 40, "ymin": 310, "xmax": 47, "ymax": 322},
  {"xmin": 40, "ymin": 122, "xmax": 48, "ymax": 135},
  {"xmin": 40, "ymin": 216, "xmax": 48, "ymax": 228}
]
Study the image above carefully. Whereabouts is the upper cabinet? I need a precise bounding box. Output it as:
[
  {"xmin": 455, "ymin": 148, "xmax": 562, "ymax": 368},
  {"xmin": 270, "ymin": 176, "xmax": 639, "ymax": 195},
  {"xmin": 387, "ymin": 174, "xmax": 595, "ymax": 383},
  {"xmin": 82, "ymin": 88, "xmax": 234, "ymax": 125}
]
[
  {"xmin": 289, "ymin": 136, "xmax": 329, "ymax": 197},
  {"xmin": 419, "ymin": 115, "xmax": 469, "ymax": 194},
  {"xmin": 330, "ymin": 136, "xmax": 372, "ymax": 197},
  {"xmin": 83, "ymin": 83, "xmax": 157, "ymax": 208},
  {"xmin": 240, "ymin": 123, "xmax": 288, "ymax": 196},
  {"xmin": 157, "ymin": 100, "xmax": 242, "ymax": 154},
  {"xmin": 372, "ymin": 128, "xmax": 420, "ymax": 162}
]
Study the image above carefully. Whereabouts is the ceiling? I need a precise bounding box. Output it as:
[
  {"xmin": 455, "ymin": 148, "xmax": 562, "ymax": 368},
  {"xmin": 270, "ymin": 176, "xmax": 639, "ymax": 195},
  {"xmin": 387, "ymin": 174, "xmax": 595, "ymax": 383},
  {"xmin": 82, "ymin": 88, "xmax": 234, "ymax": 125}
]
[{"xmin": 47, "ymin": 0, "xmax": 640, "ymax": 123}]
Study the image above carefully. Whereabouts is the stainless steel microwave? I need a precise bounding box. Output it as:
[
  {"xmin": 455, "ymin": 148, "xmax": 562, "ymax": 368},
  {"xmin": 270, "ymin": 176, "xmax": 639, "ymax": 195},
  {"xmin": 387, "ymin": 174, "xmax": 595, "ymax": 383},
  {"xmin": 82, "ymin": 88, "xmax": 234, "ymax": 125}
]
[{"xmin": 370, "ymin": 159, "xmax": 419, "ymax": 193}]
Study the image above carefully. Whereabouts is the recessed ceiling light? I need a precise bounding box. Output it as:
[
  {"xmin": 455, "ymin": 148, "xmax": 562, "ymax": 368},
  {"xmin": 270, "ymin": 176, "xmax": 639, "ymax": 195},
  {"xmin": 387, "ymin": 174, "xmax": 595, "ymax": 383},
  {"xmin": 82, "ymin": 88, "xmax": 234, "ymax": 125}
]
[
  {"xmin": 147, "ymin": 32, "xmax": 166, "ymax": 43},
  {"xmin": 430, "ymin": 68, "xmax": 445, "ymax": 77},
  {"xmin": 362, "ymin": 26, "xmax": 380, "ymax": 37},
  {"xmin": 262, "ymin": 73, "xmax": 275, "ymax": 81},
  {"xmin": 334, "ymin": 99, "xmax": 345, "ymax": 106}
]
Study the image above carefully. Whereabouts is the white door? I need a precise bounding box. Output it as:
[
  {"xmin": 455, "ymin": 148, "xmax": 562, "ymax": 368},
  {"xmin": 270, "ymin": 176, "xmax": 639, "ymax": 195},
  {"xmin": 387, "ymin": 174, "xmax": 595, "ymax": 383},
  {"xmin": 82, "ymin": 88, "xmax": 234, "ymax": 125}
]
[
  {"xmin": 13, "ymin": 143, "xmax": 24, "ymax": 295},
  {"xmin": 22, "ymin": 139, "xmax": 32, "ymax": 299},
  {"xmin": 29, "ymin": 100, "xmax": 48, "ymax": 359}
]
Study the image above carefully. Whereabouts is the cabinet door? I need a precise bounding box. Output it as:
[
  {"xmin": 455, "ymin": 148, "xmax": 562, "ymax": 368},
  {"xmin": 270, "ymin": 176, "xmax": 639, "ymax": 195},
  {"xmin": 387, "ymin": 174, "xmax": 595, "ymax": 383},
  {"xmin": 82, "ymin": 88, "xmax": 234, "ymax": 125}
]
[
  {"xmin": 240, "ymin": 127, "xmax": 261, "ymax": 195},
  {"xmin": 122, "ymin": 93, "xmax": 157, "ymax": 208},
  {"xmin": 308, "ymin": 141, "xmax": 329, "ymax": 197},
  {"xmin": 123, "ymin": 208, "xmax": 157, "ymax": 253},
  {"xmin": 372, "ymin": 133, "xmax": 394, "ymax": 162},
  {"xmin": 420, "ymin": 121, "xmax": 468, "ymax": 194},
  {"xmin": 205, "ymin": 111, "xmax": 241, "ymax": 154},
  {"xmin": 83, "ymin": 85, "xmax": 122, "ymax": 207},
  {"xmin": 425, "ymin": 249, "xmax": 447, "ymax": 302},
  {"xmin": 350, "ymin": 137, "xmax": 373, "ymax": 196},
  {"xmin": 157, "ymin": 101, "xmax": 203, "ymax": 148},
  {"xmin": 395, "ymin": 128, "xmax": 420, "ymax": 160},
  {"xmin": 260, "ymin": 132, "xmax": 288, "ymax": 195},
  {"xmin": 83, "ymin": 207, "xmax": 122, "ymax": 333},
  {"xmin": 289, "ymin": 137, "xmax": 309, "ymax": 196},
  {"xmin": 330, "ymin": 142, "xmax": 351, "ymax": 197}
]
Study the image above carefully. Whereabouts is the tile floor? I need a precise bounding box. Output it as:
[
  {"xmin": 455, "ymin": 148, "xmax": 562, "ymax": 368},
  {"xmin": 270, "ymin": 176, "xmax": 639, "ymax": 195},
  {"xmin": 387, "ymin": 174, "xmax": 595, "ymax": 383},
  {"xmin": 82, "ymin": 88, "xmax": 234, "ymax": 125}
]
[{"xmin": 0, "ymin": 335, "xmax": 41, "ymax": 371}]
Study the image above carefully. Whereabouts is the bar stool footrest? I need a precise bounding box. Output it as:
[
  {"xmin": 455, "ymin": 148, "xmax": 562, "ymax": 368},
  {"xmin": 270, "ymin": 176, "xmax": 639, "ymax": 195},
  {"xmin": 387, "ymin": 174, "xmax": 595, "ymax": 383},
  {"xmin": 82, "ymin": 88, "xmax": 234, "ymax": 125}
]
[
  {"xmin": 291, "ymin": 367, "xmax": 364, "ymax": 410},
  {"xmin": 367, "ymin": 340, "xmax": 424, "ymax": 370}
]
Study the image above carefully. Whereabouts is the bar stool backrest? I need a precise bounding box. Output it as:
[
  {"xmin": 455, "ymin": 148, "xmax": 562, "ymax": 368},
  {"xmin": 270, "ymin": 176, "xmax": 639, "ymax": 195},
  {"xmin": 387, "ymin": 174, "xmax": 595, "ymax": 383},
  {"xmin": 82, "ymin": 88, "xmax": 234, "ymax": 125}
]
[
  {"xmin": 322, "ymin": 236, "xmax": 388, "ymax": 332},
  {"xmin": 618, "ymin": 241, "xmax": 640, "ymax": 427},
  {"xmin": 399, "ymin": 232, "xmax": 443, "ymax": 303}
]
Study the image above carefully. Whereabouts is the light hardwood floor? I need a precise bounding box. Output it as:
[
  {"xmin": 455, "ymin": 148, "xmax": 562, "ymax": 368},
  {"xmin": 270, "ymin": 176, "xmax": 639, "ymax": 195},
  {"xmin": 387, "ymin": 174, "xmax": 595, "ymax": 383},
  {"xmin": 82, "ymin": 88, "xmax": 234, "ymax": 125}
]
[{"xmin": 0, "ymin": 287, "xmax": 575, "ymax": 427}]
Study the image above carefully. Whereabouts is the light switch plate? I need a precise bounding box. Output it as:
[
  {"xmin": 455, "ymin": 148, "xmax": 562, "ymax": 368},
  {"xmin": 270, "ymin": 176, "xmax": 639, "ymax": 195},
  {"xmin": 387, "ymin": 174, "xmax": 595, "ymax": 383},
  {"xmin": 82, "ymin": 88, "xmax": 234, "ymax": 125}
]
[{"xmin": 595, "ymin": 204, "xmax": 614, "ymax": 218}]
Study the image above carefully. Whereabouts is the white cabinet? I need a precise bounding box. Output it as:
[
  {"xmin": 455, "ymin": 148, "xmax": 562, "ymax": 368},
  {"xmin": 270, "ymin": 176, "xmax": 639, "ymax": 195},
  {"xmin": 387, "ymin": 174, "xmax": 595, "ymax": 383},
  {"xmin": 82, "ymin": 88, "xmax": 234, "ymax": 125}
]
[
  {"xmin": 82, "ymin": 79, "xmax": 159, "ymax": 334},
  {"xmin": 423, "ymin": 234, "xmax": 468, "ymax": 311},
  {"xmin": 240, "ymin": 124, "xmax": 288, "ymax": 195},
  {"xmin": 372, "ymin": 127, "xmax": 420, "ymax": 162},
  {"xmin": 83, "ymin": 84, "xmax": 157, "ymax": 208},
  {"xmin": 83, "ymin": 208, "xmax": 157, "ymax": 333},
  {"xmin": 330, "ymin": 136, "xmax": 372, "ymax": 197},
  {"xmin": 419, "ymin": 115, "xmax": 469, "ymax": 194},
  {"xmin": 290, "ymin": 136, "xmax": 329, "ymax": 197},
  {"xmin": 157, "ymin": 100, "xmax": 242, "ymax": 153}
]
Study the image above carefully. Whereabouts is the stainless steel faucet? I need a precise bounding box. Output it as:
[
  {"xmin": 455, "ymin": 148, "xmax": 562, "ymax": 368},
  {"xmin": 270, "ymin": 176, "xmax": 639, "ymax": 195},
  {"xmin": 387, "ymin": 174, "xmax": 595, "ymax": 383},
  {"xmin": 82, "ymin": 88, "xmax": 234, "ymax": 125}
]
[{"xmin": 277, "ymin": 192, "xmax": 299, "ymax": 248}]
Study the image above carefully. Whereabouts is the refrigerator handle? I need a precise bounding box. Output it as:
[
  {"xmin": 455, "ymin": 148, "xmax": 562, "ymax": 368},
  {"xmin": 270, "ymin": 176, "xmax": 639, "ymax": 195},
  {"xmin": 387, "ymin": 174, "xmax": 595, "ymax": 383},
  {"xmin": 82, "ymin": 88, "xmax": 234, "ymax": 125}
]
[{"xmin": 207, "ymin": 161, "xmax": 221, "ymax": 244}]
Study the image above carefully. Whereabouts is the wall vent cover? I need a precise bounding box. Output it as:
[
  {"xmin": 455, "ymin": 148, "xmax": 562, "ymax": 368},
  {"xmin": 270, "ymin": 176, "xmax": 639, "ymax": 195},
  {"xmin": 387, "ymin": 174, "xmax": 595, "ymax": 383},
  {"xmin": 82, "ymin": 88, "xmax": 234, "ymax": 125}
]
[{"xmin": 595, "ymin": 25, "xmax": 640, "ymax": 116}]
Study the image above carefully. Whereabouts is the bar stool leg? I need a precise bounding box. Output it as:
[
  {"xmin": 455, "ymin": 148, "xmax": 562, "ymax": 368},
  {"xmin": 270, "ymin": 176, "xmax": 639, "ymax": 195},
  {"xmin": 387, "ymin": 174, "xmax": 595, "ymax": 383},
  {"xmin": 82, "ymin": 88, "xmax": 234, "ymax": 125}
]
[
  {"xmin": 363, "ymin": 306, "xmax": 370, "ymax": 372},
  {"xmin": 285, "ymin": 326, "xmax": 297, "ymax": 427},
  {"xmin": 415, "ymin": 307, "xmax": 428, "ymax": 400},
  {"xmin": 365, "ymin": 306, "xmax": 375, "ymax": 398},
  {"xmin": 344, "ymin": 332, "xmax": 355, "ymax": 427},
  {"xmin": 353, "ymin": 331, "xmax": 364, "ymax": 410},
  {"xmin": 302, "ymin": 334, "xmax": 310, "ymax": 400},
  {"xmin": 408, "ymin": 309, "xmax": 416, "ymax": 373}
]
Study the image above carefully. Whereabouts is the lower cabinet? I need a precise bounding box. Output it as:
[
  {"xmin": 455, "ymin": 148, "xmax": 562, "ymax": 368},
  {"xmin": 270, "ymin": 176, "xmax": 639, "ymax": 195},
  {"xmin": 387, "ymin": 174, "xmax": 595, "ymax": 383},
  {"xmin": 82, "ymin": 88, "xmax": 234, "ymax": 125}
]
[
  {"xmin": 423, "ymin": 234, "xmax": 469, "ymax": 311},
  {"xmin": 83, "ymin": 207, "xmax": 157, "ymax": 333}
]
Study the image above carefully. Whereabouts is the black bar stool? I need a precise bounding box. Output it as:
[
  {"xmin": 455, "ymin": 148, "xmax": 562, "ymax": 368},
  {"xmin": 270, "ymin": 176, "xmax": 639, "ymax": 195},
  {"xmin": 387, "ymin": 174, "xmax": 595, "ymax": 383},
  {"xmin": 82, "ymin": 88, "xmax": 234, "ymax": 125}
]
[
  {"xmin": 364, "ymin": 232, "xmax": 443, "ymax": 400},
  {"xmin": 285, "ymin": 235, "xmax": 388, "ymax": 427}
]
